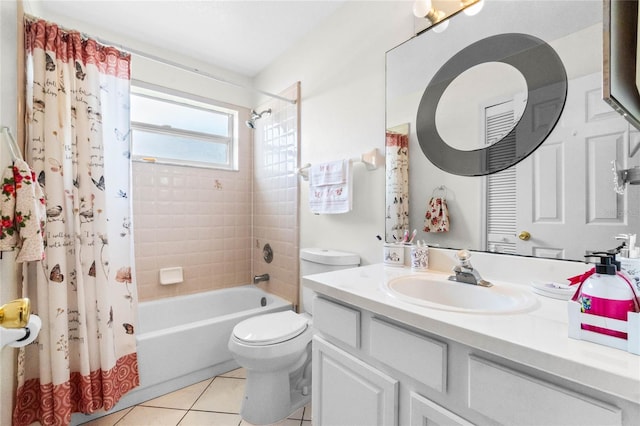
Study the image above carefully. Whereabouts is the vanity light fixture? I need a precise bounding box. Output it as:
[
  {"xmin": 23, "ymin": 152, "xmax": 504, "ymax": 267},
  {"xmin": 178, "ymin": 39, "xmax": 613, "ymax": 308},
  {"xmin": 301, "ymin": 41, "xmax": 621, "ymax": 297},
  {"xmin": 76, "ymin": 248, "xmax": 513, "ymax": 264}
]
[
  {"xmin": 461, "ymin": 0, "xmax": 484, "ymax": 16},
  {"xmin": 413, "ymin": 0, "xmax": 449, "ymax": 33}
]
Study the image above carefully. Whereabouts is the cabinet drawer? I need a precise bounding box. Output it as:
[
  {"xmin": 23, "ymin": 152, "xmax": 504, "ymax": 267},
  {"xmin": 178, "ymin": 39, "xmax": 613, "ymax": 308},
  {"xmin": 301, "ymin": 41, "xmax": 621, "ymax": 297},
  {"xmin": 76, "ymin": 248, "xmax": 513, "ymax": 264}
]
[
  {"xmin": 369, "ymin": 317, "xmax": 447, "ymax": 392},
  {"xmin": 313, "ymin": 297, "xmax": 360, "ymax": 348},
  {"xmin": 468, "ymin": 356, "xmax": 622, "ymax": 426}
]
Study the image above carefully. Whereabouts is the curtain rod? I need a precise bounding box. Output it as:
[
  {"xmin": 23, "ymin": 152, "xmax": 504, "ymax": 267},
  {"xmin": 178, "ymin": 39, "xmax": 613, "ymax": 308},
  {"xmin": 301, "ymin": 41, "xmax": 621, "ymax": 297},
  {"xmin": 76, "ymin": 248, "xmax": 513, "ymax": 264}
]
[
  {"xmin": 110, "ymin": 42, "xmax": 297, "ymax": 105},
  {"xmin": 23, "ymin": 14, "xmax": 296, "ymax": 105}
]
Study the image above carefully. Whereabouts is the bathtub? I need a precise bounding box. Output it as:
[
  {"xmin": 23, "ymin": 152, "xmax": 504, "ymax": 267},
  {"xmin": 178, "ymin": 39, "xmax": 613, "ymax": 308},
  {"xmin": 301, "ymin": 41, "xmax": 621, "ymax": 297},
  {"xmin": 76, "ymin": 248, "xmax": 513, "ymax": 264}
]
[{"xmin": 71, "ymin": 285, "xmax": 291, "ymax": 425}]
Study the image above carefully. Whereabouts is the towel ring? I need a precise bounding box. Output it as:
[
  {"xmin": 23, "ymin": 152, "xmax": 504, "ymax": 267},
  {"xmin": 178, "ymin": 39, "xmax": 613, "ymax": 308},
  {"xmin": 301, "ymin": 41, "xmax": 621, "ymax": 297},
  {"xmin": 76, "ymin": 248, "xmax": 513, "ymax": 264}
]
[{"xmin": 432, "ymin": 185, "xmax": 447, "ymax": 199}]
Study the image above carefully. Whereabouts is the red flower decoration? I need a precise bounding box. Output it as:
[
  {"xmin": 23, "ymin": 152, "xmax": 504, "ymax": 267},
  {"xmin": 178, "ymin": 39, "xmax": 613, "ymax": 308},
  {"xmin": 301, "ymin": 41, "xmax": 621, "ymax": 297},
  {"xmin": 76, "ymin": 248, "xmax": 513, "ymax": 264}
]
[
  {"xmin": 12, "ymin": 169, "xmax": 23, "ymax": 184},
  {"xmin": 3, "ymin": 184, "xmax": 14, "ymax": 195}
]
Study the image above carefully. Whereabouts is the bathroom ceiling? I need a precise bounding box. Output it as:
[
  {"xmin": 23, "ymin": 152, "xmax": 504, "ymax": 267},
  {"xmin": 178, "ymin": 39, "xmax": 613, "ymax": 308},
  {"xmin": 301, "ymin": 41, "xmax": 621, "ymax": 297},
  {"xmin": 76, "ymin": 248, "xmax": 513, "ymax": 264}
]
[{"xmin": 33, "ymin": 0, "xmax": 347, "ymax": 77}]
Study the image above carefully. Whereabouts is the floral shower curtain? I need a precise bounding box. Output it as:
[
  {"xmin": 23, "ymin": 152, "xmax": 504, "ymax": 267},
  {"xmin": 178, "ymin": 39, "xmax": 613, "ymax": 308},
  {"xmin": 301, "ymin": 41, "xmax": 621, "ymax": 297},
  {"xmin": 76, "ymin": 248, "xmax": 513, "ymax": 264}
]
[{"xmin": 14, "ymin": 18, "xmax": 139, "ymax": 426}]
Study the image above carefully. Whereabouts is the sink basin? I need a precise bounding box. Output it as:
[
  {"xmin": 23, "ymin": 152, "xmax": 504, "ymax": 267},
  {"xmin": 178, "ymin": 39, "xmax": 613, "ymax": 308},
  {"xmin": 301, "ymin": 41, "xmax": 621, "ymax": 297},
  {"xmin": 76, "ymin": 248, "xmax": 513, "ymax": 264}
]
[{"xmin": 384, "ymin": 274, "xmax": 538, "ymax": 314}]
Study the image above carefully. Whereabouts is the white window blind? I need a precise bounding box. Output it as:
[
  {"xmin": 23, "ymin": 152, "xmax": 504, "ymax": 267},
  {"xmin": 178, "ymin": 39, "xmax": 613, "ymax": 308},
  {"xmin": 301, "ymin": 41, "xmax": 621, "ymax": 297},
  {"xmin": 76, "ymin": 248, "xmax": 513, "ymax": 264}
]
[{"xmin": 485, "ymin": 102, "xmax": 517, "ymax": 254}]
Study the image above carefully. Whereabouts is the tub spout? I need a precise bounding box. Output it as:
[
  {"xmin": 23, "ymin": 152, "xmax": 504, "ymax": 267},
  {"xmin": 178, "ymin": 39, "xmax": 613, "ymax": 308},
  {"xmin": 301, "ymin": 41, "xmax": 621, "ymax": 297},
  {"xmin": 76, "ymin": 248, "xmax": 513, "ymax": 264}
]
[{"xmin": 253, "ymin": 273, "xmax": 270, "ymax": 284}]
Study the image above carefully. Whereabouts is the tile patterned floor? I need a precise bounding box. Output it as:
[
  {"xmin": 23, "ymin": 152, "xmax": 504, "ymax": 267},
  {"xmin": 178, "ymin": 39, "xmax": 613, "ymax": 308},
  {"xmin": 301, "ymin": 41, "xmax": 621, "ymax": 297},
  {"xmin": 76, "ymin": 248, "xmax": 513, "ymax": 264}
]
[{"xmin": 82, "ymin": 368, "xmax": 312, "ymax": 426}]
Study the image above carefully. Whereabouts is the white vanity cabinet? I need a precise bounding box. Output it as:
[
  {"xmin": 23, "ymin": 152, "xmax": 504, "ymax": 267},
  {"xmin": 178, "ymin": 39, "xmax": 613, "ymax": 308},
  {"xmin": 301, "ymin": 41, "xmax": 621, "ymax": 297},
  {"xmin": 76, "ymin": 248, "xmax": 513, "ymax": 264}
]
[{"xmin": 311, "ymin": 296, "xmax": 638, "ymax": 426}]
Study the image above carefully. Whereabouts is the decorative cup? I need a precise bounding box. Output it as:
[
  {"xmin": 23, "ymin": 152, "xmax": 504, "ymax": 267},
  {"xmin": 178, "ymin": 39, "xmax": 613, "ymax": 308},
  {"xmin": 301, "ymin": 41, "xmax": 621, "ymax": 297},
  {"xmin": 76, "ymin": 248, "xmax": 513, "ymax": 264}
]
[
  {"xmin": 410, "ymin": 246, "xmax": 429, "ymax": 270},
  {"xmin": 383, "ymin": 243, "xmax": 405, "ymax": 267}
]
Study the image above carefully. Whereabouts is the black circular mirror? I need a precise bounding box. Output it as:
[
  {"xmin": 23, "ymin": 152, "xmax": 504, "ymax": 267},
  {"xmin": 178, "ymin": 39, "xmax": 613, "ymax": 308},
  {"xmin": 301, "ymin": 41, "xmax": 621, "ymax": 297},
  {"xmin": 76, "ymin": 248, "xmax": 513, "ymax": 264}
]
[{"xmin": 416, "ymin": 33, "xmax": 567, "ymax": 176}]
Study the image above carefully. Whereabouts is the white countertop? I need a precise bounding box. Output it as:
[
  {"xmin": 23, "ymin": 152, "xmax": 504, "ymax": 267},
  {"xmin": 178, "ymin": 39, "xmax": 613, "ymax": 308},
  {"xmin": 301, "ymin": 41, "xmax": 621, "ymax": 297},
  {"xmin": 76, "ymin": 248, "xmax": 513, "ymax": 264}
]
[{"xmin": 302, "ymin": 263, "xmax": 640, "ymax": 403}]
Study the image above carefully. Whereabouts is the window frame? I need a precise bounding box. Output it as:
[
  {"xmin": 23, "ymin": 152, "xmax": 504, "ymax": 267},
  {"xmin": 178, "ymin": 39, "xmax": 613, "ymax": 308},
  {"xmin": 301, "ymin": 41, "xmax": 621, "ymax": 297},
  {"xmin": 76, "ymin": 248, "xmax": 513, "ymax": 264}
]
[{"xmin": 130, "ymin": 81, "xmax": 239, "ymax": 170}]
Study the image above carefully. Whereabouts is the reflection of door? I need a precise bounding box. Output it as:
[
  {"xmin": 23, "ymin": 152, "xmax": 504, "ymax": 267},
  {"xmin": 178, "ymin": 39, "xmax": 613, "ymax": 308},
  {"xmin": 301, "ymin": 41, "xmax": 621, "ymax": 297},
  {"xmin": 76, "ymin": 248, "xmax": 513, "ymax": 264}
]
[
  {"xmin": 515, "ymin": 72, "xmax": 640, "ymax": 259},
  {"xmin": 485, "ymin": 100, "xmax": 518, "ymax": 254}
]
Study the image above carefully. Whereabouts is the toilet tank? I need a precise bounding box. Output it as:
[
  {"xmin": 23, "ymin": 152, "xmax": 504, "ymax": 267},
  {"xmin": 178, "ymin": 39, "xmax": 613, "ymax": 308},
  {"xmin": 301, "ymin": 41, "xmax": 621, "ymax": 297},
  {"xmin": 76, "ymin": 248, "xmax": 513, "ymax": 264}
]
[{"xmin": 300, "ymin": 248, "xmax": 360, "ymax": 314}]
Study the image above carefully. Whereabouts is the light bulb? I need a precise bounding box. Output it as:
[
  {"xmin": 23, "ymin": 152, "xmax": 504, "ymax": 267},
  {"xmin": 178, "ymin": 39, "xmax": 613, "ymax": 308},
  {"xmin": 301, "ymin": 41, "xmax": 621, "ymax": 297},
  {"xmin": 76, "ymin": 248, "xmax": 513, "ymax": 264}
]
[
  {"xmin": 413, "ymin": 0, "xmax": 433, "ymax": 18},
  {"xmin": 463, "ymin": 0, "xmax": 485, "ymax": 16},
  {"xmin": 432, "ymin": 19, "xmax": 449, "ymax": 33}
]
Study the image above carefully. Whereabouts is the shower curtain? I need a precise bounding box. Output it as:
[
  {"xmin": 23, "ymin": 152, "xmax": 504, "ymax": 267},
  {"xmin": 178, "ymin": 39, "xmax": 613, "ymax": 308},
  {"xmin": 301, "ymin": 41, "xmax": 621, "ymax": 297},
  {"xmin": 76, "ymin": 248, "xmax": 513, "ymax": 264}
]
[
  {"xmin": 385, "ymin": 131, "xmax": 409, "ymax": 241},
  {"xmin": 14, "ymin": 18, "xmax": 139, "ymax": 426}
]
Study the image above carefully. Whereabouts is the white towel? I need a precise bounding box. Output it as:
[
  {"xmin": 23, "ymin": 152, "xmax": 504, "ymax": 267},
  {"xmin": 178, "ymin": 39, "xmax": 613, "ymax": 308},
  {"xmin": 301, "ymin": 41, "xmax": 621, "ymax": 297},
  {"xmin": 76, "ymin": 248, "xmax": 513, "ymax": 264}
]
[{"xmin": 309, "ymin": 159, "xmax": 352, "ymax": 214}]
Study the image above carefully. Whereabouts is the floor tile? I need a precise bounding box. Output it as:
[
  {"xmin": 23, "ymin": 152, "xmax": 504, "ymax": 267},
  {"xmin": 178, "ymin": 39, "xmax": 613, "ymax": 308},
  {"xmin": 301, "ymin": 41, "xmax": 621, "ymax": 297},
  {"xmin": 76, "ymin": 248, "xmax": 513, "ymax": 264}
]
[
  {"xmin": 116, "ymin": 406, "xmax": 187, "ymax": 425},
  {"xmin": 191, "ymin": 377, "xmax": 245, "ymax": 413},
  {"xmin": 288, "ymin": 406, "xmax": 304, "ymax": 420},
  {"xmin": 80, "ymin": 407, "xmax": 133, "ymax": 425},
  {"xmin": 141, "ymin": 379, "xmax": 213, "ymax": 410},
  {"xmin": 178, "ymin": 410, "xmax": 242, "ymax": 426},
  {"xmin": 303, "ymin": 404, "xmax": 312, "ymax": 421}
]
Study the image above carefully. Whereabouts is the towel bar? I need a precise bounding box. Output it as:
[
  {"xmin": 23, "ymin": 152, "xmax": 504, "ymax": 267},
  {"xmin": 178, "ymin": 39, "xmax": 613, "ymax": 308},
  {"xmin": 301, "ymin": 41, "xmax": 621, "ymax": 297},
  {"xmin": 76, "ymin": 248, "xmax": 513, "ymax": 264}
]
[{"xmin": 296, "ymin": 148, "xmax": 384, "ymax": 181}]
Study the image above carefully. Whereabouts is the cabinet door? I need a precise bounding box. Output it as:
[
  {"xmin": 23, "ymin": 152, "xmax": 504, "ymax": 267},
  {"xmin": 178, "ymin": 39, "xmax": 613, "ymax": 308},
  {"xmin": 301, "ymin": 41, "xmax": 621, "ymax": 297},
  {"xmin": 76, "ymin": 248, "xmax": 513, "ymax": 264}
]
[
  {"xmin": 410, "ymin": 391, "xmax": 473, "ymax": 426},
  {"xmin": 313, "ymin": 336, "xmax": 398, "ymax": 426},
  {"xmin": 468, "ymin": 356, "xmax": 622, "ymax": 426}
]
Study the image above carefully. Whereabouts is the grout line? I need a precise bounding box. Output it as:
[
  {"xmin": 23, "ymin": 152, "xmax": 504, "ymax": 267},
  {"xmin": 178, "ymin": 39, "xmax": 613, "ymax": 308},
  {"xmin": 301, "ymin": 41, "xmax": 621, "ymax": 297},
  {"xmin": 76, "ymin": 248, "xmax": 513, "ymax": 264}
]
[
  {"xmin": 176, "ymin": 410, "xmax": 189, "ymax": 426},
  {"xmin": 187, "ymin": 409, "xmax": 242, "ymax": 415},
  {"xmin": 215, "ymin": 375, "xmax": 246, "ymax": 380}
]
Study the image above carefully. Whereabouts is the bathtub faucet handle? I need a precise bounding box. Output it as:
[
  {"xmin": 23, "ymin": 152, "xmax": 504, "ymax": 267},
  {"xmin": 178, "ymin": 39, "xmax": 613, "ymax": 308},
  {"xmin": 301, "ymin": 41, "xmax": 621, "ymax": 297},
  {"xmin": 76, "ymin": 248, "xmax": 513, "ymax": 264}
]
[{"xmin": 253, "ymin": 273, "xmax": 270, "ymax": 284}]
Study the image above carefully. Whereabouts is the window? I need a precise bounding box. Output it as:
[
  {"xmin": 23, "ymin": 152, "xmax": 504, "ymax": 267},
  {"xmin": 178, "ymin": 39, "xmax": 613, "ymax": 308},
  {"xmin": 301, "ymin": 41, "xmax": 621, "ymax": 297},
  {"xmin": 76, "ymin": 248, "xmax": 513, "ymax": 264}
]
[{"xmin": 130, "ymin": 83, "xmax": 238, "ymax": 170}]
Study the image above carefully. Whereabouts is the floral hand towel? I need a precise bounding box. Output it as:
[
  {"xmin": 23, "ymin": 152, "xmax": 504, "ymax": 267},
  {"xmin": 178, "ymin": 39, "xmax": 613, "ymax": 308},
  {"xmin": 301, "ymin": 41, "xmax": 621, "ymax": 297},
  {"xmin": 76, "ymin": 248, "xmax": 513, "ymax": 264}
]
[
  {"xmin": 424, "ymin": 196, "xmax": 450, "ymax": 233},
  {"xmin": 0, "ymin": 160, "xmax": 46, "ymax": 262},
  {"xmin": 0, "ymin": 165, "xmax": 18, "ymax": 249}
]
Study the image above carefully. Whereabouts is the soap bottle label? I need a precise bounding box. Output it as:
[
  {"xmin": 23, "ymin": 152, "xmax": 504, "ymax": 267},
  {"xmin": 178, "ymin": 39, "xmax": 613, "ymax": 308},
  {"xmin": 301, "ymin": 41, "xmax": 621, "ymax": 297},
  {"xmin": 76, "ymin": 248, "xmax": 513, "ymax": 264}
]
[{"xmin": 579, "ymin": 294, "xmax": 637, "ymax": 339}]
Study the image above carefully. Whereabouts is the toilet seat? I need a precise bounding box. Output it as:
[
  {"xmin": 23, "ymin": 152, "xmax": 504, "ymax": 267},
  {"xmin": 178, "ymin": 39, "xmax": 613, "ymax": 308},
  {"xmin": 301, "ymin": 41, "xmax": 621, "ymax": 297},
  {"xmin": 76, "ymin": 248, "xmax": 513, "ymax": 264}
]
[{"xmin": 233, "ymin": 310, "xmax": 309, "ymax": 346}]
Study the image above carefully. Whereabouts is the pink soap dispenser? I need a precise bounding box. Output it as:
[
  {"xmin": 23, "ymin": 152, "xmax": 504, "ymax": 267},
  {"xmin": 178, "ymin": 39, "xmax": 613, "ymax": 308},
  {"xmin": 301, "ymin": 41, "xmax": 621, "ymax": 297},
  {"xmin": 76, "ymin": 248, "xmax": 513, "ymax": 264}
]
[{"xmin": 572, "ymin": 252, "xmax": 640, "ymax": 339}]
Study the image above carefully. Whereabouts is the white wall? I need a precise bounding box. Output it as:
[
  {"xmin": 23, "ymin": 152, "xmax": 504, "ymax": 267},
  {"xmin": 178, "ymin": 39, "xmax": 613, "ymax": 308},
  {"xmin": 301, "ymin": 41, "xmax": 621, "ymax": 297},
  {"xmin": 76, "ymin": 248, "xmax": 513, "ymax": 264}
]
[
  {"xmin": 0, "ymin": 1, "xmax": 19, "ymax": 424},
  {"xmin": 23, "ymin": 1, "xmax": 255, "ymax": 109},
  {"xmin": 28, "ymin": 0, "xmax": 417, "ymax": 266},
  {"xmin": 255, "ymin": 1, "xmax": 414, "ymax": 265}
]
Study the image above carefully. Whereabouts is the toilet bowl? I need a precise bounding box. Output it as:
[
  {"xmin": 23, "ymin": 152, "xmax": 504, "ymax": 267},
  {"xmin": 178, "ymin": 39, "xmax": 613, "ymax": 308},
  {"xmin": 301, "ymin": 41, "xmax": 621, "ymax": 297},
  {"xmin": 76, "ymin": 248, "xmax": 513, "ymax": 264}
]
[
  {"xmin": 228, "ymin": 310, "xmax": 313, "ymax": 425},
  {"xmin": 228, "ymin": 248, "xmax": 360, "ymax": 425}
]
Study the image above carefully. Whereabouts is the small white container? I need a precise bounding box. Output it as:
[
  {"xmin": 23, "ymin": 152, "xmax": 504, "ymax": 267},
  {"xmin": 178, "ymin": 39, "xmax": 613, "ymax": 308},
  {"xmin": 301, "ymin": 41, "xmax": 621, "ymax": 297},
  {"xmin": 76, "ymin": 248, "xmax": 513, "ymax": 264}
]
[
  {"xmin": 383, "ymin": 243, "xmax": 404, "ymax": 267},
  {"xmin": 410, "ymin": 245, "xmax": 429, "ymax": 270}
]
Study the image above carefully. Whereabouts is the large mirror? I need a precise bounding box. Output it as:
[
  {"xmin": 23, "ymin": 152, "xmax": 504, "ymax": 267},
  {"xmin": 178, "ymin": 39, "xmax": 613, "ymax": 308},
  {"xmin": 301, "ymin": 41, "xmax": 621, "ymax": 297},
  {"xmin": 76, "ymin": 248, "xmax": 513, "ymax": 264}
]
[
  {"xmin": 416, "ymin": 32, "xmax": 568, "ymax": 176},
  {"xmin": 386, "ymin": 0, "xmax": 640, "ymax": 261}
]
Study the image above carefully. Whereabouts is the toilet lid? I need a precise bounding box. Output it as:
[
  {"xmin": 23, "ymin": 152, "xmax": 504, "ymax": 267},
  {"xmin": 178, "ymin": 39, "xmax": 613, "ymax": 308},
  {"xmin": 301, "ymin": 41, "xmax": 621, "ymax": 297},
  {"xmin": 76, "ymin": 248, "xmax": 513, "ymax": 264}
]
[{"xmin": 233, "ymin": 310, "xmax": 309, "ymax": 345}]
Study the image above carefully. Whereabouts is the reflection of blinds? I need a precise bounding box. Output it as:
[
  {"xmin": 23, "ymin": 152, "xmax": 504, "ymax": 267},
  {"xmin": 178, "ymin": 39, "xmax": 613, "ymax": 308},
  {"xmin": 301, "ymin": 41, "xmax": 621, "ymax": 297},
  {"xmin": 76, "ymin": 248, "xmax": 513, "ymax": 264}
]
[
  {"xmin": 486, "ymin": 104, "xmax": 516, "ymax": 254},
  {"xmin": 486, "ymin": 111, "xmax": 517, "ymax": 170}
]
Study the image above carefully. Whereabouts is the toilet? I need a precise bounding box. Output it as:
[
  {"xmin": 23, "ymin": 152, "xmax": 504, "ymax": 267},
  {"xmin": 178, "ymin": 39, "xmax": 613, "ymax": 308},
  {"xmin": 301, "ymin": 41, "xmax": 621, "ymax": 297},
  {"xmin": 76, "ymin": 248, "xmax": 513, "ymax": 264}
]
[{"xmin": 228, "ymin": 248, "xmax": 360, "ymax": 425}]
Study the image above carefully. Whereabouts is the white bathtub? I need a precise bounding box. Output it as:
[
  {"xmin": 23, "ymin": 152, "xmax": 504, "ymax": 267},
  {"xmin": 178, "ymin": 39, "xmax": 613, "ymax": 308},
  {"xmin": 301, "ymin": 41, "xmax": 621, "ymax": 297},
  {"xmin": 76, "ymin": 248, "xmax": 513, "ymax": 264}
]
[{"xmin": 71, "ymin": 285, "xmax": 291, "ymax": 425}]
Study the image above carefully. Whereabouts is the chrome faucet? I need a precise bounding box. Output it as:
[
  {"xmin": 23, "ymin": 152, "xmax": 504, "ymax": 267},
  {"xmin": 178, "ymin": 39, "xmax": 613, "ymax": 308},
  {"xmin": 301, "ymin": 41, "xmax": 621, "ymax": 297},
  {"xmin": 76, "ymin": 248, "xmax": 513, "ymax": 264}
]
[
  {"xmin": 448, "ymin": 250, "xmax": 492, "ymax": 287},
  {"xmin": 253, "ymin": 273, "xmax": 270, "ymax": 284}
]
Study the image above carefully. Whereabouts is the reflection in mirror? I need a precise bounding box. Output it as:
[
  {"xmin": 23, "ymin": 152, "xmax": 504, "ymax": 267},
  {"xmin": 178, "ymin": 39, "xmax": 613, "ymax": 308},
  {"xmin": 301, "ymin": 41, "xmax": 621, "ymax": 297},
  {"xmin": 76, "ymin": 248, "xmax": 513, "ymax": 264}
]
[
  {"xmin": 386, "ymin": 0, "xmax": 640, "ymax": 261},
  {"xmin": 436, "ymin": 62, "xmax": 527, "ymax": 151},
  {"xmin": 386, "ymin": 124, "xmax": 409, "ymax": 242},
  {"xmin": 413, "ymin": 0, "xmax": 485, "ymax": 35},
  {"xmin": 417, "ymin": 32, "xmax": 567, "ymax": 176}
]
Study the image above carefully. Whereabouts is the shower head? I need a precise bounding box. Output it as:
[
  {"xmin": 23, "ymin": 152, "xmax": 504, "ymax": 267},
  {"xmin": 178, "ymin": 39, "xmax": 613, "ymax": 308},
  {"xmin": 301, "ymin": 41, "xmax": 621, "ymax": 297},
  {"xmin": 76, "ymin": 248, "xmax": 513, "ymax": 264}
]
[{"xmin": 245, "ymin": 108, "xmax": 272, "ymax": 129}]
